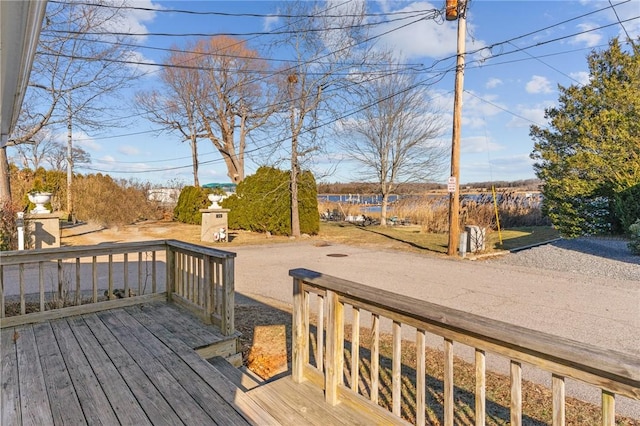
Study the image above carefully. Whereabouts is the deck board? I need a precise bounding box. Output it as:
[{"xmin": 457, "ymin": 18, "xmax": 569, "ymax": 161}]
[
  {"xmin": 66, "ymin": 316, "xmax": 152, "ymax": 425},
  {"xmin": 116, "ymin": 309, "xmax": 250, "ymax": 425},
  {"xmin": 15, "ymin": 325, "xmax": 54, "ymax": 426},
  {"xmin": 49, "ymin": 318, "xmax": 121, "ymax": 425},
  {"xmin": 124, "ymin": 304, "xmax": 274, "ymax": 425},
  {"xmin": 1, "ymin": 328, "xmax": 21, "ymax": 425},
  {"xmin": 142, "ymin": 301, "xmax": 226, "ymax": 348},
  {"xmin": 31, "ymin": 322, "xmax": 85, "ymax": 425}
]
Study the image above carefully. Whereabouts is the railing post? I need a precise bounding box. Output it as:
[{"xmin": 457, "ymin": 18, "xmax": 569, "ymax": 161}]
[
  {"xmin": 220, "ymin": 256, "xmax": 234, "ymax": 336},
  {"xmin": 292, "ymin": 277, "xmax": 308, "ymax": 383},
  {"xmin": 166, "ymin": 245, "xmax": 175, "ymax": 302},
  {"xmin": 325, "ymin": 289, "xmax": 343, "ymax": 406}
]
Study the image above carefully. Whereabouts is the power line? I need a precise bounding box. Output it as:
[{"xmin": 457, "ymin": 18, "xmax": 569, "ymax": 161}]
[
  {"xmin": 42, "ymin": 9, "xmax": 433, "ymax": 39},
  {"xmin": 49, "ymin": 0, "xmax": 431, "ymax": 19}
]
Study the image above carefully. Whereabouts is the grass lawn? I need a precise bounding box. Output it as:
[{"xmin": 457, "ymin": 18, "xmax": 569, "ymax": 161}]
[{"xmin": 319, "ymin": 222, "xmax": 560, "ymax": 255}]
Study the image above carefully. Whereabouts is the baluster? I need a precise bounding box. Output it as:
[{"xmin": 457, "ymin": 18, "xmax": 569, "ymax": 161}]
[
  {"xmin": 392, "ymin": 321, "xmax": 401, "ymax": 416},
  {"xmin": 123, "ymin": 253, "xmax": 129, "ymax": 298},
  {"xmin": 416, "ymin": 329, "xmax": 426, "ymax": 425},
  {"xmin": 371, "ymin": 313, "xmax": 380, "ymax": 404},
  {"xmin": 57, "ymin": 259, "xmax": 63, "ymax": 304},
  {"xmin": 444, "ymin": 338, "xmax": 454, "ymax": 426},
  {"xmin": 475, "ymin": 349, "xmax": 486, "ymax": 426},
  {"xmin": 151, "ymin": 251, "xmax": 157, "ymax": 293},
  {"xmin": 20, "ymin": 263, "xmax": 26, "ymax": 315},
  {"xmin": 351, "ymin": 307, "xmax": 360, "ymax": 392},
  {"xmin": 203, "ymin": 256, "xmax": 212, "ymax": 324},
  {"xmin": 510, "ymin": 361, "xmax": 522, "ymax": 426},
  {"xmin": 39, "ymin": 261, "xmax": 45, "ymax": 312},
  {"xmin": 317, "ymin": 295, "xmax": 324, "ymax": 372},
  {"xmin": 552, "ymin": 374, "xmax": 565, "ymax": 426},
  {"xmin": 75, "ymin": 258, "xmax": 81, "ymax": 305},
  {"xmin": 137, "ymin": 252, "xmax": 143, "ymax": 296},
  {"xmin": 92, "ymin": 256, "xmax": 97, "ymax": 302},
  {"xmin": 602, "ymin": 390, "xmax": 615, "ymax": 426},
  {"xmin": 108, "ymin": 255, "xmax": 114, "ymax": 299},
  {"xmin": 325, "ymin": 289, "xmax": 343, "ymax": 406}
]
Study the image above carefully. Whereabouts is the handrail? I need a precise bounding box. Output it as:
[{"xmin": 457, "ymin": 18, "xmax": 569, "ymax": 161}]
[
  {"xmin": 290, "ymin": 268, "xmax": 640, "ymax": 425},
  {"xmin": 0, "ymin": 240, "xmax": 236, "ymax": 335}
]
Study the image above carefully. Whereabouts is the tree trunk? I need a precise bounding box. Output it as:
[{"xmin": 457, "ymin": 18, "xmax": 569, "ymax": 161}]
[
  {"xmin": 290, "ymin": 141, "xmax": 301, "ymax": 237},
  {"xmin": 380, "ymin": 193, "xmax": 389, "ymax": 226},
  {"xmin": 0, "ymin": 147, "xmax": 12, "ymax": 203},
  {"xmin": 190, "ymin": 134, "xmax": 199, "ymax": 187},
  {"xmin": 66, "ymin": 108, "xmax": 73, "ymax": 219},
  {"xmin": 289, "ymin": 77, "xmax": 301, "ymax": 238}
]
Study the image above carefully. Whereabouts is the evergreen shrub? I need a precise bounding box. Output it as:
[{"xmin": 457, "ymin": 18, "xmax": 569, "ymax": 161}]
[
  {"xmin": 614, "ymin": 184, "xmax": 640, "ymax": 234},
  {"xmin": 174, "ymin": 186, "xmax": 210, "ymax": 225},
  {"xmin": 222, "ymin": 166, "xmax": 319, "ymax": 236},
  {"xmin": 628, "ymin": 219, "xmax": 640, "ymax": 255}
]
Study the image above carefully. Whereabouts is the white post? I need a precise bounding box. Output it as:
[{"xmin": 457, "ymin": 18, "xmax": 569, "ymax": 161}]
[{"xmin": 17, "ymin": 212, "xmax": 25, "ymax": 250}]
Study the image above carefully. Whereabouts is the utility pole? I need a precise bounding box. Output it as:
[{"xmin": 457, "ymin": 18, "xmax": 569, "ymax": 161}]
[{"xmin": 447, "ymin": 0, "xmax": 467, "ymax": 256}]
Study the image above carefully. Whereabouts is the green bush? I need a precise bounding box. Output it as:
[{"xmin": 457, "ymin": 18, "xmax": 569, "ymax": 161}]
[
  {"xmin": 614, "ymin": 184, "xmax": 640, "ymax": 234},
  {"xmin": 222, "ymin": 166, "xmax": 319, "ymax": 236},
  {"xmin": 628, "ymin": 219, "xmax": 640, "ymax": 255},
  {"xmin": 174, "ymin": 186, "xmax": 210, "ymax": 225}
]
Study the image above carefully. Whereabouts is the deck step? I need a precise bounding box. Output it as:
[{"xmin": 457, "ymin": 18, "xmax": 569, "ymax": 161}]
[
  {"xmin": 247, "ymin": 376, "xmax": 410, "ymax": 425},
  {"xmin": 208, "ymin": 356, "xmax": 262, "ymax": 392}
]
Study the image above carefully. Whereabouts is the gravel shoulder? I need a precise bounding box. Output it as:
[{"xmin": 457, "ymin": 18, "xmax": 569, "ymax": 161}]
[{"xmin": 485, "ymin": 236, "xmax": 639, "ymax": 282}]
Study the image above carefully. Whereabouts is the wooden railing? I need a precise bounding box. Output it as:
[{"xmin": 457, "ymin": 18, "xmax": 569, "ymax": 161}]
[
  {"xmin": 290, "ymin": 268, "xmax": 640, "ymax": 425},
  {"xmin": 0, "ymin": 240, "xmax": 236, "ymax": 334}
]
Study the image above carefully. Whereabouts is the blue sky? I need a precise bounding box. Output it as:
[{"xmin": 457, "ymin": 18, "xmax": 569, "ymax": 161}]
[{"xmin": 19, "ymin": 0, "xmax": 640, "ymax": 186}]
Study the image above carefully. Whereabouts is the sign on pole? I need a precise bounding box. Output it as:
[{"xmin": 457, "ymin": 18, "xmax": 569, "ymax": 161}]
[{"xmin": 447, "ymin": 176, "xmax": 456, "ymax": 193}]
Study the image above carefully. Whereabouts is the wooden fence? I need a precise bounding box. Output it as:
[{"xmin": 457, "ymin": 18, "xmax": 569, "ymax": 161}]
[
  {"xmin": 290, "ymin": 268, "xmax": 639, "ymax": 425},
  {"xmin": 0, "ymin": 240, "xmax": 235, "ymax": 334}
]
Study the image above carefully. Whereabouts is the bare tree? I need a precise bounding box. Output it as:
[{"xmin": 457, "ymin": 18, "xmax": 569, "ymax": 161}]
[
  {"xmin": 192, "ymin": 36, "xmax": 275, "ymax": 184},
  {"xmin": 340, "ymin": 57, "xmax": 447, "ymax": 226},
  {"xmin": 274, "ymin": 1, "xmax": 368, "ymax": 237},
  {"xmin": 136, "ymin": 46, "xmax": 204, "ymax": 186},
  {"xmin": 47, "ymin": 142, "xmax": 91, "ymax": 172},
  {"xmin": 3, "ymin": 0, "xmax": 146, "ymax": 211},
  {"xmin": 12, "ymin": 131, "xmax": 57, "ymax": 171}
]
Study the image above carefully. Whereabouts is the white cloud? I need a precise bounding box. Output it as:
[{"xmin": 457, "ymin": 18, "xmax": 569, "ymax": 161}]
[
  {"xmin": 122, "ymin": 50, "xmax": 157, "ymax": 76},
  {"xmin": 100, "ymin": 155, "xmax": 116, "ymax": 163},
  {"xmin": 100, "ymin": 0, "xmax": 159, "ymax": 39},
  {"xmin": 464, "ymin": 91, "xmax": 506, "ymax": 117},
  {"xmin": 485, "ymin": 78, "xmax": 503, "ymax": 89},
  {"xmin": 118, "ymin": 145, "xmax": 140, "ymax": 156},
  {"xmin": 525, "ymin": 75, "xmax": 553, "ymax": 94},
  {"xmin": 373, "ymin": 2, "xmax": 483, "ymax": 59},
  {"xmin": 569, "ymin": 71, "xmax": 590, "ymax": 86},
  {"xmin": 461, "ymin": 135, "xmax": 503, "ymax": 153},
  {"xmin": 263, "ymin": 13, "xmax": 280, "ymax": 31},
  {"xmin": 570, "ymin": 23, "xmax": 602, "ymax": 47},
  {"xmin": 507, "ymin": 102, "xmax": 554, "ymax": 128},
  {"xmin": 54, "ymin": 130, "xmax": 102, "ymax": 151}
]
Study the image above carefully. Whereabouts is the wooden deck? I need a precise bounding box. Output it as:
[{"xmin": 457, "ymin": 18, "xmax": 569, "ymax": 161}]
[
  {"xmin": 1, "ymin": 300, "xmax": 406, "ymax": 426},
  {"xmin": 1, "ymin": 301, "xmax": 267, "ymax": 425}
]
